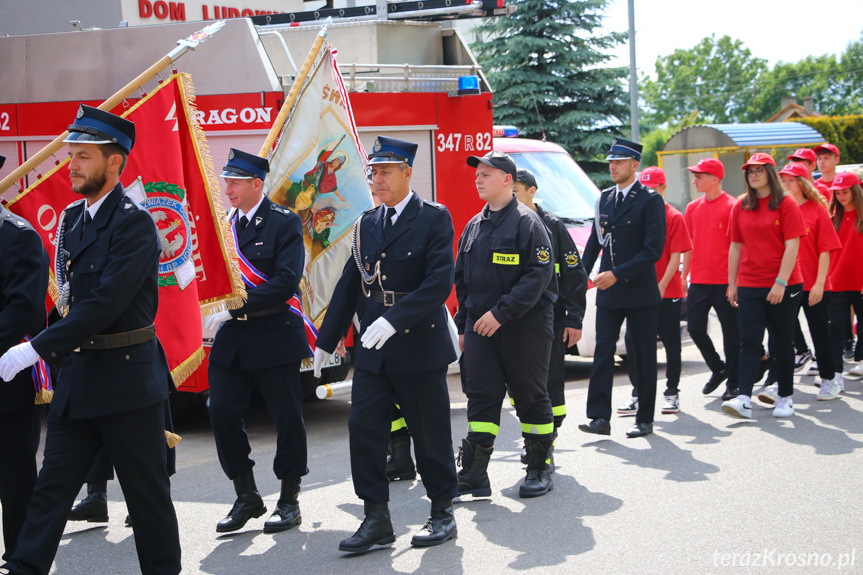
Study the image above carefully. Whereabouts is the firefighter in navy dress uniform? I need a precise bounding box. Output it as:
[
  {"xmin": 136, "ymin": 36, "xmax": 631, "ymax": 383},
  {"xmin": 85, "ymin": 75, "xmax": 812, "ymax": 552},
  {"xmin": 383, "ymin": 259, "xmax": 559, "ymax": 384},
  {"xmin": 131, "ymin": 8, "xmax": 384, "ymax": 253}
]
[
  {"xmin": 454, "ymin": 151, "xmax": 556, "ymax": 499},
  {"xmin": 578, "ymin": 138, "xmax": 666, "ymax": 439},
  {"xmin": 314, "ymin": 136, "xmax": 459, "ymax": 553},
  {"xmin": 0, "ymin": 153, "xmax": 50, "ymax": 563},
  {"xmin": 0, "ymin": 105, "xmax": 182, "ymax": 575},
  {"xmin": 204, "ymin": 149, "xmax": 311, "ymax": 534}
]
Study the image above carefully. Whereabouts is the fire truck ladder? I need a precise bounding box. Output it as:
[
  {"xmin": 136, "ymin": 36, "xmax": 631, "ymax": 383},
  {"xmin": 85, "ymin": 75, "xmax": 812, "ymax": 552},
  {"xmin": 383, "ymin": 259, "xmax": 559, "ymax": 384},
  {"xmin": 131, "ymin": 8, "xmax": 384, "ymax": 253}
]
[{"xmin": 251, "ymin": 0, "xmax": 513, "ymax": 26}]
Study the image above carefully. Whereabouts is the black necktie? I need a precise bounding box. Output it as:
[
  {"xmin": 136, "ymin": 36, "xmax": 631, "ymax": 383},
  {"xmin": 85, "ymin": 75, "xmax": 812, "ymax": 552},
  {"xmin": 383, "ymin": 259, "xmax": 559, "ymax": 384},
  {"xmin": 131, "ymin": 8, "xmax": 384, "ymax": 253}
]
[
  {"xmin": 83, "ymin": 211, "xmax": 92, "ymax": 232},
  {"xmin": 615, "ymin": 192, "xmax": 624, "ymax": 210},
  {"xmin": 384, "ymin": 207, "xmax": 396, "ymax": 235},
  {"xmin": 237, "ymin": 215, "xmax": 248, "ymax": 236}
]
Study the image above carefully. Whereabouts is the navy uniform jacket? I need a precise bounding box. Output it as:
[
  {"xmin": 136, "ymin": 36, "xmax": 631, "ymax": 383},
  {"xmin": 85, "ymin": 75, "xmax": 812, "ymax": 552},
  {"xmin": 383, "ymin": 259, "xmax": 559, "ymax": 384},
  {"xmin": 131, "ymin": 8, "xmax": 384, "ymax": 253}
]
[
  {"xmin": 582, "ymin": 181, "xmax": 666, "ymax": 309},
  {"xmin": 536, "ymin": 204, "xmax": 588, "ymax": 329},
  {"xmin": 210, "ymin": 195, "xmax": 310, "ymax": 369},
  {"xmin": 0, "ymin": 208, "xmax": 49, "ymax": 414},
  {"xmin": 30, "ymin": 184, "xmax": 171, "ymax": 419},
  {"xmin": 454, "ymin": 194, "xmax": 555, "ymax": 331},
  {"xmin": 317, "ymin": 192, "xmax": 456, "ymax": 374}
]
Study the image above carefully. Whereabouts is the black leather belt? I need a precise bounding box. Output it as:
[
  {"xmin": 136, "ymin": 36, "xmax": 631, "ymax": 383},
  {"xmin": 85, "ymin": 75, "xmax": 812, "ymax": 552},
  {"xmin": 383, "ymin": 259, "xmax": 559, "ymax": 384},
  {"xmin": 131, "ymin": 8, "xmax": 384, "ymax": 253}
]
[
  {"xmin": 237, "ymin": 303, "xmax": 291, "ymax": 320},
  {"xmin": 78, "ymin": 325, "xmax": 156, "ymax": 350},
  {"xmin": 368, "ymin": 289, "xmax": 409, "ymax": 306}
]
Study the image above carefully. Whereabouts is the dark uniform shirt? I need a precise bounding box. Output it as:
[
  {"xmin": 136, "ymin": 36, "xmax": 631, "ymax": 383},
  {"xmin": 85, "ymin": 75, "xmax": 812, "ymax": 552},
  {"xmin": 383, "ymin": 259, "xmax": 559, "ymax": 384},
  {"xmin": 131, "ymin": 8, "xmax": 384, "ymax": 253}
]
[
  {"xmin": 536, "ymin": 204, "xmax": 588, "ymax": 330},
  {"xmin": 454, "ymin": 193, "xmax": 555, "ymax": 331}
]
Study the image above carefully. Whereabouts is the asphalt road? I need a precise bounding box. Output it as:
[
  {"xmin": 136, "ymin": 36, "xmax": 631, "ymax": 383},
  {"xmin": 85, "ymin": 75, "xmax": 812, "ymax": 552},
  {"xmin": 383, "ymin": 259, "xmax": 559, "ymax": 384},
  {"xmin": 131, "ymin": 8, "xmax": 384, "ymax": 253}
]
[{"xmin": 5, "ymin": 330, "xmax": 863, "ymax": 575}]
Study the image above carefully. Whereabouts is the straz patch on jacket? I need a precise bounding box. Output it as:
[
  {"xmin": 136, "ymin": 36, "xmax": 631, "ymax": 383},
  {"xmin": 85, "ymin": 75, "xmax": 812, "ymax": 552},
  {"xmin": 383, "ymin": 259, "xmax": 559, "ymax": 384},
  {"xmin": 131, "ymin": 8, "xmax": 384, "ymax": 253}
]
[
  {"xmin": 535, "ymin": 245, "xmax": 552, "ymax": 265},
  {"xmin": 564, "ymin": 250, "xmax": 580, "ymax": 268},
  {"xmin": 492, "ymin": 252, "xmax": 520, "ymax": 265}
]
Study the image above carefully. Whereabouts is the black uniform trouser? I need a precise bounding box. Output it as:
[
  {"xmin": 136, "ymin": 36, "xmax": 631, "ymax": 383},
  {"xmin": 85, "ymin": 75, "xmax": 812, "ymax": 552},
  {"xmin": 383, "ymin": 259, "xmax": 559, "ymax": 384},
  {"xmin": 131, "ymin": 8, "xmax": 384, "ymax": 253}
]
[
  {"xmin": 587, "ymin": 304, "xmax": 658, "ymax": 424},
  {"xmin": 626, "ymin": 298, "xmax": 682, "ymax": 395},
  {"xmin": 801, "ymin": 292, "xmax": 836, "ymax": 380},
  {"xmin": 793, "ymin": 316, "xmax": 810, "ymax": 355},
  {"xmin": 737, "ymin": 285, "xmax": 803, "ymax": 398},
  {"xmin": 3, "ymin": 403, "xmax": 180, "ymax": 575},
  {"xmin": 349, "ymin": 366, "xmax": 457, "ymax": 503},
  {"xmin": 687, "ymin": 283, "xmax": 739, "ymax": 387},
  {"xmin": 462, "ymin": 306, "xmax": 554, "ymax": 447},
  {"xmin": 208, "ymin": 359, "xmax": 307, "ymax": 481},
  {"xmin": 547, "ymin": 302, "xmax": 567, "ymax": 428},
  {"xmin": 830, "ymin": 291, "xmax": 863, "ymax": 369},
  {"xmin": 0, "ymin": 406, "xmax": 42, "ymax": 561}
]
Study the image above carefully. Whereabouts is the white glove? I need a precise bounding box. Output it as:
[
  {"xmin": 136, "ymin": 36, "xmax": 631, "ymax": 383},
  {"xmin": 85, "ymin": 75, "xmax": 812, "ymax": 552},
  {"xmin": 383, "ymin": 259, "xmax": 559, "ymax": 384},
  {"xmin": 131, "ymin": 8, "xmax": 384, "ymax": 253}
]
[
  {"xmin": 0, "ymin": 342, "xmax": 40, "ymax": 383},
  {"xmin": 204, "ymin": 310, "xmax": 233, "ymax": 330},
  {"xmin": 361, "ymin": 317, "xmax": 396, "ymax": 350},
  {"xmin": 313, "ymin": 347, "xmax": 332, "ymax": 378}
]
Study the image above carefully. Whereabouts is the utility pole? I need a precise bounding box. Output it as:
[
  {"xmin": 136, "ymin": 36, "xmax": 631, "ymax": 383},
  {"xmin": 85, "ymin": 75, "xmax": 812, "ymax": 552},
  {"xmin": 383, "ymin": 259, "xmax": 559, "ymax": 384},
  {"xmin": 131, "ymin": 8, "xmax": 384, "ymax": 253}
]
[{"xmin": 627, "ymin": 0, "xmax": 639, "ymax": 141}]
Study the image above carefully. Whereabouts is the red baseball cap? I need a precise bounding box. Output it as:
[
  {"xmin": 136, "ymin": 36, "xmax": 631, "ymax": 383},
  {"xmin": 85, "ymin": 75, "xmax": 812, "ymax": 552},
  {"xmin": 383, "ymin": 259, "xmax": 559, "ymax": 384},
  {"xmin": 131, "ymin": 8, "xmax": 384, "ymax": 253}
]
[
  {"xmin": 814, "ymin": 143, "xmax": 840, "ymax": 157},
  {"xmin": 686, "ymin": 158, "xmax": 725, "ymax": 179},
  {"xmin": 787, "ymin": 148, "xmax": 817, "ymax": 163},
  {"xmin": 778, "ymin": 162, "xmax": 809, "ymax": 179},
  {"xmin": 640, "ymin": 166, "xmax": 666, "ymax": 188},
  {"xmin": 829, "ymin": 171, "xmax": 861, "ymax": 191},
  {"xmin": 741, "ymin": 153, "xmax": 776, "ymax": 170}
]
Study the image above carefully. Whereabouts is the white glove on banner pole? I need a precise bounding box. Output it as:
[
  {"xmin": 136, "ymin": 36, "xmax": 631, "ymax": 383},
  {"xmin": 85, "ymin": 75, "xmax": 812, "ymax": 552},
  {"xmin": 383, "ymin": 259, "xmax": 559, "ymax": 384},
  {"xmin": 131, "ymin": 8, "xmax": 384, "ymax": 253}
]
[
  {"xmin": 0, "ymin": 342, "xmax": 40, "ymax": 382},
  {"xmin": 360, "ymin": 317, "xmax": 396, "ymax": 350},
  {"xmin": 313, "ymin": 347, "xmax": 332, "ymax": 378},
  {"xmin": 204, "ymin": 310, "xmax": 233, "ymax": 330}
]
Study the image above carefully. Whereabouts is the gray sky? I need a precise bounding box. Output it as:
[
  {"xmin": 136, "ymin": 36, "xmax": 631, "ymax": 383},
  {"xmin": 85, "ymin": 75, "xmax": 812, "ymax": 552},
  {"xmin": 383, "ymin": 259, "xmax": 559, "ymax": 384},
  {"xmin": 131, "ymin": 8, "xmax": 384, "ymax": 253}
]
[{"xmin": 603, "ymin": 0, "xmax": 863, "ymax": 76}]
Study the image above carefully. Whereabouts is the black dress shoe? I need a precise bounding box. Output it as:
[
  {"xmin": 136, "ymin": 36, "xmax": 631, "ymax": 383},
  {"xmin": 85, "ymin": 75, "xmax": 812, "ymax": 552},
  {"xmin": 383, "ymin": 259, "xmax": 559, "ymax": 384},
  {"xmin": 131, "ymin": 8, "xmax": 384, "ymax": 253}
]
[
  {"xmin": 216, "ymin": 469, "xmax": 267, "ymax": 533},
  {"xmin": 339, "ymin": 502, "xmax": 395, "ymax": 553},
  {"xmin": 263, "ymin": 478, "xmax": 302, "ymax": 533},
  {"xmin": 68, "ymin": 481, "xmax": 109, "ymax": 523},
  {"xmin": 702, "ymin": 370, "xmax": 727, "ymax": 394},
  {"xmin": 411, "ymin": 499, "xmax": 457, "ymax": 547},
  {"xmin": 578, "ymin": 418, "xmax": 611, "ymax": 435},
  {"xmin": 626, "ymin": 422, "xmax": 653, "ymax": 438},
  {"xmin": 721, "ymin": 386, "xmax": 740, "ymax": 401},
  {"xmin": 125, "ymin": 514, "xmax": 132, "ymax": 527}
]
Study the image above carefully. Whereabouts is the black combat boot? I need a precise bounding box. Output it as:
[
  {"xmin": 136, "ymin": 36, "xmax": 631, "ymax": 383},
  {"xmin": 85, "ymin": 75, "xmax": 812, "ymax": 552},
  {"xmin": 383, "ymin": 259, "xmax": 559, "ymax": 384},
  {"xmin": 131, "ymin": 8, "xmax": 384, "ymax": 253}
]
[
  {"xmin": 411, "ymin": 498, "xmax": 457, "ymax": 547},
  {"xmin": 521, "ymin": 429, "xmax": 558, "ymax": 471},
  {"xmin": 386, "ymin": 434, "xmax": 417, "ymax": 481},
  {"xmin": 263, "ymin": 477, "xmax": 302, "ymax": 533},
  {"xmin": 68, "ymin": 481, "xmax": 109, "ymax": 522},
  {"xmin": 216, "ymin": 468, "xmax": 267, "ymax": 533},
  {"xmin": 518, "ymin": 438, "xmax": 553, "ymax": 498},
  {"xmin": 338, "ymin": 501, "xmax": 395, "ymax": 553},
  {"xmin": 456, "ymin": 438, "xmax": 493, "ymax": 497}
]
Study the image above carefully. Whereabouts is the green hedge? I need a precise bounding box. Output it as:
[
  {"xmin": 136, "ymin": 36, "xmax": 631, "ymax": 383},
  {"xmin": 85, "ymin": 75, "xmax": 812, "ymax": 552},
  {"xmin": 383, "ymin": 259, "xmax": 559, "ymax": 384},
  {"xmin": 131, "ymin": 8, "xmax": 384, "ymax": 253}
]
[{"xmin": 796, "ymin": 115, "xmax": 863, "ymax": 164}]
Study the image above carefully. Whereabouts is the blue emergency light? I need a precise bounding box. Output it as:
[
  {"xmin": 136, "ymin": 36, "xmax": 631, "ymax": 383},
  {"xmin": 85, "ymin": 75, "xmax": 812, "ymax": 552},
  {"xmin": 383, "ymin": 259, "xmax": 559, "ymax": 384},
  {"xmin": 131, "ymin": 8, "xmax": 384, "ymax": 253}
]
[
  {"xmin": 457, "ymin": 75, "xmax": 481, "ymax": 95},
  {"xmin": 492, "ymin": 125, "xmax": 519, "ymax": 138}
]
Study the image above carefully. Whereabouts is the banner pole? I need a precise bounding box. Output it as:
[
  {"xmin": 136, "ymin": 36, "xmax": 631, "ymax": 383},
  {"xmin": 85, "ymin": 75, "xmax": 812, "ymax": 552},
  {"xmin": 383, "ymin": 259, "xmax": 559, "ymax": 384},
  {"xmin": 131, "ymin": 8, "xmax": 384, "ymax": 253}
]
[
  {"xmin": 0, "ymin": 21, "xmax": 226, "ymax": 195},
  {"xmin": 257, "ymin": 17, "xmax": 332, "ymax": 158}
]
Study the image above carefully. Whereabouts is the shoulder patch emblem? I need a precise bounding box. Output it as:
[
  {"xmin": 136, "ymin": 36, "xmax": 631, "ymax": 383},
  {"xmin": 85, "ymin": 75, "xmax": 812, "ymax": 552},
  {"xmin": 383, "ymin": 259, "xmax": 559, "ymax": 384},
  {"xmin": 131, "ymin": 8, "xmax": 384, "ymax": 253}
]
[
  {"xmin": 535, "ymin": 245, "xmax": 551, "ymax": 265},
  {"xmin": 564, "ymin": 250, "xmax": 580, "ymax": 268}
]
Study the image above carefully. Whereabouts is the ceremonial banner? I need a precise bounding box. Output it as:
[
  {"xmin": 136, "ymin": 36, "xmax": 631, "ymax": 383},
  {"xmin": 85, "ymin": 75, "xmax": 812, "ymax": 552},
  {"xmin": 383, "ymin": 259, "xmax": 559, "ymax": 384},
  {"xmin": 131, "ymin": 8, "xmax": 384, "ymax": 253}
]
[
  {"xmin": 264, "ymin": 46, "xmax": 373, "ymax": 325},
  {"xmin": 7, "ymin": 73, "xmax": 245, "ymax": 385}
]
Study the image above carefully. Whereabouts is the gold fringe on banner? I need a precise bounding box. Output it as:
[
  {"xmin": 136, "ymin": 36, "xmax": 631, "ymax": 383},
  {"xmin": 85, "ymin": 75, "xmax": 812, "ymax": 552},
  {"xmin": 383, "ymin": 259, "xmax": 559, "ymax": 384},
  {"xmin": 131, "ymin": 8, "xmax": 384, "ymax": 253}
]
[
  {"xmin": 176, "ymin": 72, "xmax": 247, "ymax": 315},
  {"xmin": 35, "ymin": 389, "xmax": 54, "ymax": 405},
  {"xmin": 165, "ymin": 430, "xmax": 182, "ymax": 448},
  {"xmin": 170, "ymin": 345, "xmax": 204, "ymax": 389}
]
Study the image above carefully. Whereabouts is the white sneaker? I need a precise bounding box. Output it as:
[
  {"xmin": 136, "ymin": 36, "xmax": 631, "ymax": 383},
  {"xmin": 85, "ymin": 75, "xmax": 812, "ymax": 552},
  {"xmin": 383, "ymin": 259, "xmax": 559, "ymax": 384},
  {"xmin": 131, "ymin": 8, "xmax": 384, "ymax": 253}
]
[
  {"xmin": 837, "ymin": 373, "xmax": 845, "ymax": 392},
  {"xmin": 772, "ymin": 396, "xmax": 794, "ymax": 417},
  {"xmin": 617, "ymin": 397, "xmax": 638, "ymax": 416},
  {"xmin": 757, "ymin": 383, "xmax": 779, "ymax": 405},
  {"xmin": 817, "ymin": 376, "xmax": 842, "ymax": 401},
  {"xmin": 722, "ymin": 396, "xmax": 752, "ymax": 418},
  {"xmin": 807, "ymin": 360, "xmax": 820, "ymax": 375},
  {"xmin": 850, "ymin": 361, "xmax": 863, "ymax": 376},
  {"xmin": 661, "ymin": 395, "xmax": 680, "ymax": 414}
]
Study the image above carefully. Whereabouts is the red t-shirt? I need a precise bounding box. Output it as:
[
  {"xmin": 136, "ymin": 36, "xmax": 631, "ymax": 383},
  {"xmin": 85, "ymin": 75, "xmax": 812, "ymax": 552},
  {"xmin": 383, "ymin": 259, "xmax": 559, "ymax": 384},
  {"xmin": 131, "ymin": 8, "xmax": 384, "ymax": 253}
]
[
  {"xmin": 797, "ymin": 200, "xmax": 842, "ymax": 292},
  {"xmin": 683, "ymin": 192, "xmax": 736, "ymax": 284},
  {"xmin": 729, "ymin": 195, "xmax": 805, "ymax": 288},
  {"xmin": 657, "ymin": 203, "xmax": 692, "ymax": 299},
  {"xmin": 828, "ymin": 210, "xmax": 863, "ymax": 292},
  {"xmin": 814, "ymin": 179, "xmax": 832, "ymax": 203}
]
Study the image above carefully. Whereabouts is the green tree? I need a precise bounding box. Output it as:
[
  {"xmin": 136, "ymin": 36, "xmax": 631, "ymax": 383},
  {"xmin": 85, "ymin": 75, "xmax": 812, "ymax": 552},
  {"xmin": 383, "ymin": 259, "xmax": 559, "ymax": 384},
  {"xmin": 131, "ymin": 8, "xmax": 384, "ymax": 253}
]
[
  {"xmin": 471, "ymin": 0, "xmax": 629, "ymax": 185},
  {"xmin": 641, "ymin": 35, "xmax": 768, "ymax": 126}
]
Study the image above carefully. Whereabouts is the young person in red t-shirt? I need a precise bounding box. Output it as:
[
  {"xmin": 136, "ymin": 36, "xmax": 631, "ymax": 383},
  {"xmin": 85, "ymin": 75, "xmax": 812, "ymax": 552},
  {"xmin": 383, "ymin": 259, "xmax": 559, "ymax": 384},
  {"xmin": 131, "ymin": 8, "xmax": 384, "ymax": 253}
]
[
  {"xmin": 774, "ymin": 163, "xmax": 843, "ymax": 401},
  {"xmin": 681, "ymin": 158, "xmax": 741, "ymax": 402},
  {"xmin": 621, "ymin": 167, "xmax": 692, "ymax": 415},
  {"xmin": 827, "ymin": 172, "xmax": 863, "ymax": 377},
  {"xmin": 724, "ymin": 153, "xmax": 806, "ymax": 419},
  {"xmin": 815, "ymin": 143, "xmax": 841, "ymax": 191},
  {"xmin": 789, "ymin": 147, "xmax": 831, "ymax": 203}
]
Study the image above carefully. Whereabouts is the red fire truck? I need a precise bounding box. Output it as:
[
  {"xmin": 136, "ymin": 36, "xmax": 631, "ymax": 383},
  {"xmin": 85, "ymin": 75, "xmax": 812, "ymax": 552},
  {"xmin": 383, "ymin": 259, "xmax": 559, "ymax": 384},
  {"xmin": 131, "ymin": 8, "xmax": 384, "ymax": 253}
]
[{"xmin": 0, "ymin": 3, "xmax": 602, "ymax": 399}]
